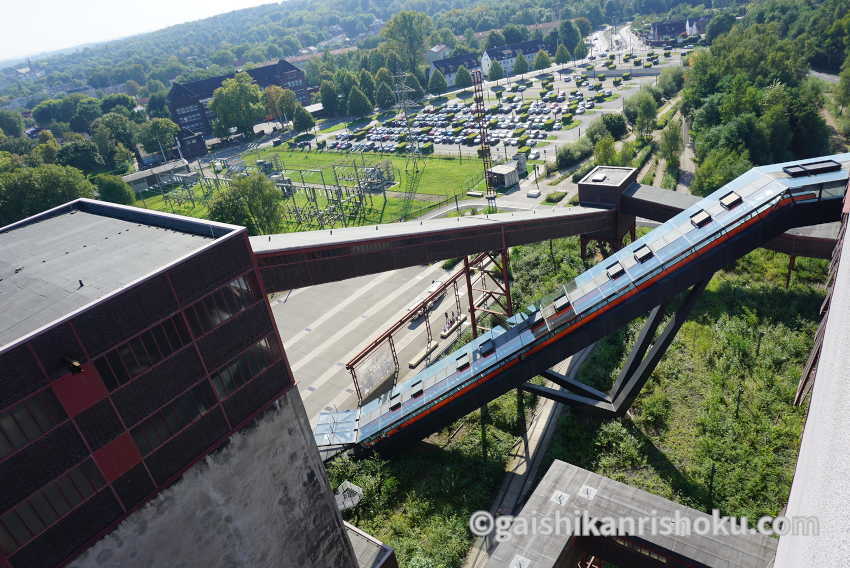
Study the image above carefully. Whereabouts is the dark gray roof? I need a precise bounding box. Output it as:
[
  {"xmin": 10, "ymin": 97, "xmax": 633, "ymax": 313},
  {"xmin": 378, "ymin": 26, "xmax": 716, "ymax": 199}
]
[
  {"xmin": 485, "ymin": 39, "xmax": 547, "ymax": 61},
  {"xmin": 488, "ymin": 460, "xmax": 777, "ymax": 568},
  {"xmin": 168, "ymin": 59, "xmax": 303, "ymax": 107},
  {"xmin": 432, "ymin": 54, "xmax": 480, "ymax": 74},
  {"xmin": 0, "ymin": 200, "xmax": 237, "ymax": 350}
]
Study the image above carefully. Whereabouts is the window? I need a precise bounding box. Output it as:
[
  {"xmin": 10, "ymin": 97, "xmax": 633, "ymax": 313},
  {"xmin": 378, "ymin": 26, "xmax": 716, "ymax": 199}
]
[
  {"xmin": 634, "ymin": 245, "xmax": 653, "ymax": 263},
  {"xmin": 185, "ymin": 274, "xmax": 259, "ymax": 337},
  {"xmin": 94, "ymin": 314, "xmax": 191, "ymax": 390},
  {"xmin": 606, "ymin": 262, "xmax": 625, "ymax": 280},
  {"xmin": 719, "ymin": 191, "xmax": 742, "ymax": 209},
  {"xmin": 131, "ymin": 382, "xmax": 217, "ymax": 456},
  {"xmin": 690, "ymin": 209, "xmax": 711, "ymax": 228},
  {"xmin": 209, "ymin": 336, "xmax": 279, "ymax": 399},
  {"xmin": 0, "ymin": 390, "xmax": 67, "ymax": 460},
  {"xmin": 0, "ymin": 460, "xmax": 103, "ymax": 555}
]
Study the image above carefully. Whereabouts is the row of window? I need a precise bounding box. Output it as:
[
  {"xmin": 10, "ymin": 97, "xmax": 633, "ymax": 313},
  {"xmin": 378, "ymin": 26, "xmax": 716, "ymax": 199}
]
[
  {"xmin": 0, "ymin": 460, "xmax": 104, "ymax": 555},
  {"xmin": 210, "ymin": 335, "xmax": 279, "ymax": 400},
  {"xmin": 0, "ymin": 390, "xmax": 67, "ymax": 462},
  {"xmin": 184, "ymin": 274, "xmax": 259, "ymax": 337},
  {"xmin": 131, "ymin": 382, "xmax": 217, "ymax": 456},
  {"xmin": 94, "ymin": 314, "xmax": 192, "ymax": 391}
]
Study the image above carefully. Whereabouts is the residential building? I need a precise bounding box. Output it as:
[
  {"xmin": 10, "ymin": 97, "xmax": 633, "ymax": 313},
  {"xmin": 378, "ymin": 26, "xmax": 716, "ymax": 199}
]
[
  {"xmin": 430, "ymin": 54, "xmax": 480, "ymax": 87},
  {"xmin": 426, "ymin": 44, "xmax": 451, "ymax": 64},
  {"xmin": 481, "ymin": 39, "xmax": 549, "ymax": 77},
  {"xmin": 166, "ymin": 59, "xmax": 308, "ymax": 138},
  {"xmin": 649, "ymin": 17, "xmax": 709, "ymax": 42},
  {"xmin": 0, "ymin": 200, "xmax": 394, "ymax": 568}
]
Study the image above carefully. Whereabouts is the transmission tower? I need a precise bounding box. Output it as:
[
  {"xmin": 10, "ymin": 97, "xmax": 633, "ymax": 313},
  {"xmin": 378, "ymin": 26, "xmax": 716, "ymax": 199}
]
[
  {"xmin": 472, "ymin": 70, "xmax": 496, "ymax": 209},
  {"xmin": 392, "ymin": 73, "xmax": 426, "ymax": 218}
]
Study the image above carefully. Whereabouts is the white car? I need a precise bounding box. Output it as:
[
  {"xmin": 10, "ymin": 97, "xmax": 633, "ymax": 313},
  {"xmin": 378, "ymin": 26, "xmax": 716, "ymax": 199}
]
[
  {"xmin": 406, "ymin": 280, "xmax": 445, "ymax": 319},
  {"xmin": 529, "ymin": 150, "xmax": 540, "ymax": 159}
]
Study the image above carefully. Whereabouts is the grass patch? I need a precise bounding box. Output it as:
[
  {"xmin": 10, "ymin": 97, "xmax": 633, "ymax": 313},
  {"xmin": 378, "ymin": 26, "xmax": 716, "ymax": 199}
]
[
  {"xmin": 240, "ymin": 149, "xmax": 483, "ymax": 197},
  {"xmin": 318, "ymin": 120, "xmax": 348, "ymax": 134},
  {"xmin": 544, "ymin": 191, "xmax": 567, "ymax": 203}
]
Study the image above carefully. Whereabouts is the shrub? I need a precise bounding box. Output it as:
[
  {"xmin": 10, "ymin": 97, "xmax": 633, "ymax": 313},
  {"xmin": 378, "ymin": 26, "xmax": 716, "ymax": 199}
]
[
  {"xmin": 421, "ymin": 142, "xmax": 434, "ymax": 154},
  {"xmin": 571, "ymin": 161, "xmax": 596, "ymax": 182},
  {"xmin": 555, "ymin": 137, "xmax": 593, "ymax": 170},
  {"xmin": 545, "ymin": 191, "xmax": 566, "ymax": 203},
  {"xmin": 517, "ymin": 145, "xmax": 531, "ymax": 155},
  {"xmin": 543, "ymin": 119, "xmax": 555, "ymax": 130},
  {"xmin": 442, "ymin": 257, "xmax": 461, "ymax": 270}
]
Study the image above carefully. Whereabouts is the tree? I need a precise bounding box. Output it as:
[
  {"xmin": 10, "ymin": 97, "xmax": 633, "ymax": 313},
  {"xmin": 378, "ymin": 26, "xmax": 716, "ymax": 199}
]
[
  {"xmin": 659, "ymin": 118, "xmax": 683, "ymax": 168},
  {"xmin": 146, "ymin": 92, "xmax": 169, "ymax": 119},
  {"xmin": 0, "ymin": 110, "xmax": 23, "ymax": 138},
  {"xmin": 485, "ymin": 31, "xmax": 506, "ymax": 50},
  {"xmin": 382, "ymin": 11, "xmax": 433, "ymax": 72},
  {"xmin": 376, "ymin": 81, "xmax": 395, "ymax": 109},
  {"xmin": 56, "ymin": 139, "xmax": 105, "ymax": 174},
  {"xmin": 375, "ymin": 67, "xmax": 393, "ymax": 87},
  {"xmin": 210, "ymin": 72, "xmax": 265, "ymax": 137},
  {"xmin": 70, "ymin": 98, "xmax": 102, "ymax": 132},
  {"xmin": 573, "ymin": 17, "xmax": 592, "ymax": 37},
  {"xmin": 657, "ymin": 67, "xmax": 685, "ymax": 99},
  {"xmin": 358, "ymin": 69, "xmax": 376, "ymax": 102},
  {"xmin": 264, "ymin": 85, "xmax": 298, "ymax": 124},
  {"xmin": 559, "ymin": 20, "xmax": 581, "ymax": 53},
  {"xmin": 428, "ymin": 69, "xmax": 448, "ymax": 94},
  {"xmin": 347, "ymin": 85, "xmax": 373, "ymax": 117},
  {"xmin": 555, "ymin": 44, "xmax": 571, "ymax": 66},
  {"xmin": 91, "ymin": 113, "xmax": 136, "ymax": 149},
  {"xmin": 624, "ymin": 89, "xmax": 657, "ymax": 138},
  {"xmin": 533, "ymin": 50, "xmax": 551, "ymax": 70},
  {"xmin": 208, "ymin": 173, "xmax": 281, "ymax": 235},
  {"xmin": 691, "ymin": 148, "xmax": 752, "ymax": 197},
  {"xmin": 292, "ymin": 105, "xmax": 315, "ymax": 133},
  {"xmin": 836, "ymin": 54, "xmax": 850, "ymax": 110},
  {"xmin": 706, "ymin": 13, "xmax": 736, "ymax": 43},
  {"xmin": 320, "ymin": 81, "xmax": 340, "ymax": 116},
  {"xmin": 601, "ymin": 113, "xmax": 628, "ymax": 139},
  {"xmin": 404, "ymin": 73, "xmax": 425, "ymax": 99},
  {"xmin": 100, "ymin": 94, "xmax": 136, "ymax": 115},
  {"xmin": 513, "ymin": 54, "xmax": 529, "ymax": 76},
  {"xmin": 503, "ymin": 24, "xmax": 529, "ymax": 44},
  {"xmin": 0, "ymin": 165, "xmax": 95, "ymax": 226},
  {"xmin": 92, "ymin": 174, "xmax": 135, "ymax": 205},
  {"xmin": 138, "ymin": 118, "xmax": 180, "ymax": 156},
  {"xmin": 454, "ymin": 66, "xmax": 473, "ymax": 88},
  {"xmin": 593, "ymin": 134, "xmax": 617, "ymax": 166},
  {"xmin": 488, "ymin": 61, "xmax": 505, "ymax": 81}
]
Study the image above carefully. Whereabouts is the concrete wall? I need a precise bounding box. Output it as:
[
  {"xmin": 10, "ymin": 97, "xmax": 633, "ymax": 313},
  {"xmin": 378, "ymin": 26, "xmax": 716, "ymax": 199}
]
[{"xmin": 71, "ymin": 386, "xmax": 357, "ymax": 568}]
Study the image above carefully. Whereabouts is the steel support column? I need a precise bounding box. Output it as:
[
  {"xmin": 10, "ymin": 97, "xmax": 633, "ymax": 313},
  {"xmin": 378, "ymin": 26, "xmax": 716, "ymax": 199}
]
[
  {"xmin": 610, "ymin": 278, "xmax": 710, "ymax": 414},
  {"xmin": 464, "ymin": 255, "xmax": 479, "ymax": 338}
]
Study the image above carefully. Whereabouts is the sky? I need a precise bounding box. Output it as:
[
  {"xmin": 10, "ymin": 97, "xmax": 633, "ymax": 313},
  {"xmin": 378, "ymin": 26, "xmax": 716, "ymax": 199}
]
[{"xmin": 2, "ymin": 0, "xmax": 275, "ymax": 61}]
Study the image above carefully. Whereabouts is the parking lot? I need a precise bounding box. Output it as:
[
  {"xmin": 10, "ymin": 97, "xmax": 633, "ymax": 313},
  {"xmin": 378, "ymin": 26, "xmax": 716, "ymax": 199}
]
[{"xmin": 320, "ymin": 48, "xmax": 683, "ymax": 163}]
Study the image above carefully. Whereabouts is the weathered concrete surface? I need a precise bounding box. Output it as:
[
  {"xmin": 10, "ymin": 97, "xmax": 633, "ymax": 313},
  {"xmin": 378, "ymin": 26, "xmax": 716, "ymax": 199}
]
[{"xmin": 72, "ymin": 387, "xmax": 357, "ymax": 568}]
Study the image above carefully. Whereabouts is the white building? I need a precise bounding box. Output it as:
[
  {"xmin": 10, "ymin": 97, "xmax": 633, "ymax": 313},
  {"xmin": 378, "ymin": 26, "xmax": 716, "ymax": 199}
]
[
  {"xmin": 481, "ymin": 40, "xmax": 549, "ymax": 78},
  {"xmin": 430, "ymin": 54, "xmax": 481, "ymax": 87}
]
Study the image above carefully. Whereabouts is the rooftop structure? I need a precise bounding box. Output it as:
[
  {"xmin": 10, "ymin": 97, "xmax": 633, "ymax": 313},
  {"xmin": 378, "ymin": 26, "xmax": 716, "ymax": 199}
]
[
  {"xmin": 0, "ymin": 200, "xmax": 372, "ymax": 568},
  {"xmin": 0, "ymin": 200, "xmax": 225, "ymax": 349},
  {"xmin": 487, "ymin": 460, "xmax": 778, "ymax": 567}
]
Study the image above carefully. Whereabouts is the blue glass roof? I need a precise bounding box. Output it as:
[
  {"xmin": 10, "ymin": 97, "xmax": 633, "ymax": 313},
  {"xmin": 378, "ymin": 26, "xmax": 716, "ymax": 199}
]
[{"xmin": 314, "ymin": 153, "xmax": 850, "ymax": 449}]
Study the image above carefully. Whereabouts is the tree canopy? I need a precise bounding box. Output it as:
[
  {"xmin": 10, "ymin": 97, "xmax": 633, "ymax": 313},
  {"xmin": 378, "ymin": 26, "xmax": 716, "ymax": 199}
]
[
  {"xmin": 210, "ymin": 72, "xmax": 265, "ymax": 137},
  {"xmin": 208, "ymin": 173, "xmax": 281, "ymax": 235},
  {"xmin": 0, "ymin": 165, "xmax": 95, "ymax": 226},
  {"xmin": 513, "ymin": 54, "xmax": 529, "ymax": 76}
]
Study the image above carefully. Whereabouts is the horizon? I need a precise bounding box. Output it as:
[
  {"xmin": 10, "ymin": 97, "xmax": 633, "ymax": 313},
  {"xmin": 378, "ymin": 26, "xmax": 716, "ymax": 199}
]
[{"xmin": 2, "ymin": 0, "xmax": 277, "ymax": 62}]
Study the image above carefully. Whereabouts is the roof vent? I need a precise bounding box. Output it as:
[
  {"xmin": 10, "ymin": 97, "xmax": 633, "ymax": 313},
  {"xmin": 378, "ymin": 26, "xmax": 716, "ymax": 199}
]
[
  {"xmin": 719, "ymin": 191, "xmax": 743, "ymax": 209},
  {"xmin": 591, "ymin": 173, "xmax": 607, "ymax": 183},
  {"xmin": 606, "ymin": 262, "xmax": 625, "ymax": 279},
  {"xmin": 782, "ymin": 159, "xmax": 841, "ymax": 178},
  {"xmin": 634, "ymin": 245, "xmax": 653, "ymax": 263},
  {"xmin": 690, "ymin": 209, "xmax": 712, "ymax": 228}
]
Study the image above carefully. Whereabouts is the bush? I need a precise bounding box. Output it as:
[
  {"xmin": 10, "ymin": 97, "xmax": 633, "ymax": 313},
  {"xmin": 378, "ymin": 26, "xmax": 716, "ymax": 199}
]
[
  {"xmin": 545, "ymin": 191, "xmax": 567, "ymax": 203},
  {"xmin": 442, "ymin": 257, "xmax": 461, "ymax": 270},
  {"xmin": 517, "ymin": 145, "xmax": 531, "ymax": 155},
  {"xmin": 562, "ymin": 114, "xmax": 573, "ymax": 124},
  {"xmin": 571, "ymin": 161, "xmax": 596, "ymax": 182},
  {"xmin": 631, "ymin": 145, "xmax": 653, "ymax": 169},
  {"xmin": 555, "ymin": 137, "xmax": 593, "ymax": 170},
  {"xmin": 421, "ymin": 142, "xmax": 434, "ymax": 154},
  {"xmin": 543, "ymin": 119, "xmax": 555, "ymax": 130}
]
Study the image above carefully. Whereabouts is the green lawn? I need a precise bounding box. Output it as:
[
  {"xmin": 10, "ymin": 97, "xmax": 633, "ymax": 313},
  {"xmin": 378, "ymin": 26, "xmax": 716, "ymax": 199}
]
[{"xmin": 241, "ymin": 148, "xmax": 485, "ymax": 197}]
